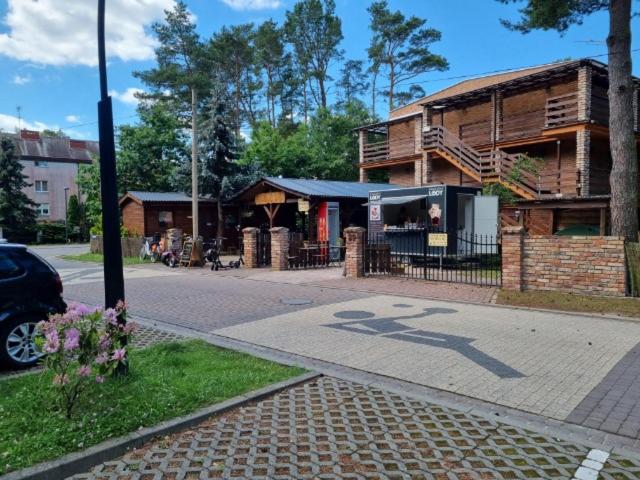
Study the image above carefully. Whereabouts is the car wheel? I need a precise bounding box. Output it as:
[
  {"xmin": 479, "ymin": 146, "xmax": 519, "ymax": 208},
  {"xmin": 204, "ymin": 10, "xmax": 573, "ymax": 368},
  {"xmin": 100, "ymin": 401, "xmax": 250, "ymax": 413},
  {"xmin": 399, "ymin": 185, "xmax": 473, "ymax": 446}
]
[{"xmin": 0, "ymin": 315, "xmax": 44, "ymax": 369}]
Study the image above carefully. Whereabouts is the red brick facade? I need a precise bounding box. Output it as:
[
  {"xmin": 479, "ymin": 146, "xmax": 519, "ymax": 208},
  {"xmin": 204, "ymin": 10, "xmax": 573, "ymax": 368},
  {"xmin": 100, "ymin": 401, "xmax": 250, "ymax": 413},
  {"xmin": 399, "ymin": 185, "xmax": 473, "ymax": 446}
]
[
  {"xmin": 344, "ymin": 227, "xmax": 366, "ymax": 278},
  {"xmin": 502, "ymin": 228, "xmax": 626, "ymax": 296},
  {"xmin": 270, "ymin": 227, "xmax": 289, "ymax": 271},
  {"xmin": 243, "ymin": 227, "xmax": 259, "ymax": 269}
]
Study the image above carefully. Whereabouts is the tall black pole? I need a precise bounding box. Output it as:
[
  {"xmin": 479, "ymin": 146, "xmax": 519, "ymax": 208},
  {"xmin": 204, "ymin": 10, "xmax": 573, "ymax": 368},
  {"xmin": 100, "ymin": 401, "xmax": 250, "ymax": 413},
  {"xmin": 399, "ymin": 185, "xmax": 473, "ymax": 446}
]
[{"xmin": 97, "ymin": 0, "xmax": 125, "ymax": 310}]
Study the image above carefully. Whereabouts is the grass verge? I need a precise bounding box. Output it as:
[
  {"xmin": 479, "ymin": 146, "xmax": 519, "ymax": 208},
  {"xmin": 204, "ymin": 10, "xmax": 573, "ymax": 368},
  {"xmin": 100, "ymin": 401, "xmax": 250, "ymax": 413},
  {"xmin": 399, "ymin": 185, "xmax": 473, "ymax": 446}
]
[
  {"xmin": 60, "ymin": 252, "xmax": 148, "ymax": 265},
  {"xmin": 0, "ymin": 340, "xmax": 305, "ymax": 474},
  {"xmin": 496, "ymin": 289, "xmax": 640, "ymax": 318}
]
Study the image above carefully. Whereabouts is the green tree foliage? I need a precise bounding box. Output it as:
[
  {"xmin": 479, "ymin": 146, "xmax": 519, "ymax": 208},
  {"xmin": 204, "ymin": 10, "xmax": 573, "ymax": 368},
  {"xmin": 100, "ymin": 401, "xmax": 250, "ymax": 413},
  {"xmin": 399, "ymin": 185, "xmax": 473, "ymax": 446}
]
[
  {"xmin": 116, "ymin": 102, "xmax": 189, "ymax": 193},
  {"xmin": 77, "ymin": 161, "xmax": 102, "ymax": 230},
  {"xmin": 241, "ymin": 101, "xmax": 372, "ymax": 181},
  {"xmin": 337, "ymin": 60, "xmax": 370, "ymax": 107},
  {"xmin": 367, "ymin": 0, "xmax": 448, "ymax": 111},
  {"xmin": 41, "ymin": 129, "xmax": 69, "ymax": 139},
  {"xmin": 498, "ymin": 0, "xmax": 637, "ymax": 240},
  {"xmin": 284, "ymin": 0, "xmax": 343, "ymax": 109},
  {"xmin": 210, "ymin": 24, "xmax": 262, "ymax": 136},
  {"xmin": 255, "ymin": 20, "xmax": 286, "ymax": 128},
  {"xmin": 0, "ymin": 136, "xmax": 37, "ymax": 242},
  {"xmin": 198, "ymin": 98, "xmax": 238, "ymax": 237}
]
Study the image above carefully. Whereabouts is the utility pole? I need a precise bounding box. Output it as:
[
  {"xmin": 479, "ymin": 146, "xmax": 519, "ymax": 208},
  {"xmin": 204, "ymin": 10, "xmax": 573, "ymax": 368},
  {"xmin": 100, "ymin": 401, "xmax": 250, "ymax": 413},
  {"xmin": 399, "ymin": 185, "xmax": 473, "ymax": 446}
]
[
  {"xmin": 97, "ymin": 0, "xmax": 125, "ymax": 311},
  {"xmin": 64, "ymin": 187, "xmax": 69, "ymax": 243}
]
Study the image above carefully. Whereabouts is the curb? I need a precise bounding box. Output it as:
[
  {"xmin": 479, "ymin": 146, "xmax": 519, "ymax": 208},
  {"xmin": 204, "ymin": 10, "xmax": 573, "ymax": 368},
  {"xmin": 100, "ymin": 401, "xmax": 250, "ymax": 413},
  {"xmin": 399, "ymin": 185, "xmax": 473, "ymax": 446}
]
[{"xmin": 1, "ymin": 371, "xmax": 320, "ymax": 480}]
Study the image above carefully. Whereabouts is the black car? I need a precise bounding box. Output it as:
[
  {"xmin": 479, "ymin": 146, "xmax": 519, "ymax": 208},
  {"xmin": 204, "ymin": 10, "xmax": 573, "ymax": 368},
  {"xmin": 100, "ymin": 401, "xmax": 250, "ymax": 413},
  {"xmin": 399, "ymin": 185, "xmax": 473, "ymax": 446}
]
[{"xmin": 0, "ymin": 244, "xmax": 66, "ymax": 369}]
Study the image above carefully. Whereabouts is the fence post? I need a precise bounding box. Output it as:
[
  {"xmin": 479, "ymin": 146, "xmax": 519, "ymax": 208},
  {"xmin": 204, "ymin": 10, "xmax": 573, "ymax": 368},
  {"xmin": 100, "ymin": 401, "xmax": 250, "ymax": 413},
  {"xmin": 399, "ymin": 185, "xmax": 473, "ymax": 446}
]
[
  {"xmin": 501, "ymin": 226, "xmax": 524, "ymax": 291},
  {"xmin": 344, "ymin": 226, "xmax": 366, "ymax": 278},
  {"xmin": 270, "ymin": 227, "xmax": 289, "ymax": 271},
  {"xmin": 242, "ymin": 227, "xmax": 259, "ymax": 269}
]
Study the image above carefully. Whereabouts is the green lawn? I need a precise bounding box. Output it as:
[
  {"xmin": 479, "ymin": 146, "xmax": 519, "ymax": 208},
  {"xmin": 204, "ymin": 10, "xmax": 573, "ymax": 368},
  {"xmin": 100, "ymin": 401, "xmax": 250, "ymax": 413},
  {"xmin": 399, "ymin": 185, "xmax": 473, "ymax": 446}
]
[
  {"xmin": 0, "ymin": 340, "xmax": 305, "ymax": 475},
  {"xmin": 496, "ymin": 289, "xmax": 640, "ymax": 318},
  {"xmin": 60, "ymin": 252, "xmax": 148, "ymax": 265}
]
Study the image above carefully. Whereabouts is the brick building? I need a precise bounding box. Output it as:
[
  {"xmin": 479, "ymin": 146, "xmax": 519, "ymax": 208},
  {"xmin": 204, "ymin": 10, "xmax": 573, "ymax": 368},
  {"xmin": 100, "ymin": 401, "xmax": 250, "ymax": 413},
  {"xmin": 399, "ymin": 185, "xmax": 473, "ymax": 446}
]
[
  {"xmin": 356, "ymin": 59, "xmax": 638, "ymax": 235},
  {"xmin": 7, "ymin": 130, "xmax": 99, "ymax": 221}
]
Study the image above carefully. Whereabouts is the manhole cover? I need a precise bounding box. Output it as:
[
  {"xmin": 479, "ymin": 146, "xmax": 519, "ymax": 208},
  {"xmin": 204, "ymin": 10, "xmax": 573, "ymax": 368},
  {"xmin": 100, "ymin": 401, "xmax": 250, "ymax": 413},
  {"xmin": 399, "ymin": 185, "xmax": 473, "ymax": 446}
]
[{"xmin": 281, "ymin": 298, "xmax": 313, "ymax": 306}]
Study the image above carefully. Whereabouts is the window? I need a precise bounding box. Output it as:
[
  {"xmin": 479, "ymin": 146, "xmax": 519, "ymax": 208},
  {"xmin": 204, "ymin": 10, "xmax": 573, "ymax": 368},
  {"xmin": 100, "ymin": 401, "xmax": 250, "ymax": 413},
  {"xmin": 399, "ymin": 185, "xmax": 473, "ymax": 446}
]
[
  {"xmin": 35, "ymin": 180, "xmax": 48, "ymax": 192},
  {"xmin": 158, "ymin": 211, "xmax": 173, "ymax": 228},
  {"xmin": 36, "ymin": 203, "xmax": 50, "ymax": 216},
  {"xmin": 0, "ymin": 253, "xmax": 22, "ymax": 279},
  {"xmin": 34, "ymin": 160, "xmax": 48, "ymax": 167}
]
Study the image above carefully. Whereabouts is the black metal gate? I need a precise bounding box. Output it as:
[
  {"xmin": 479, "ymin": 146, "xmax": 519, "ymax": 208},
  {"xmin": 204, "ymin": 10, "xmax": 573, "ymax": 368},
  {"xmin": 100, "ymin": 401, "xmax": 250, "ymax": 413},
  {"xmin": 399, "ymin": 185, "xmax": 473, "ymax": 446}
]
[
  {"xmin": 365, "ymin": 228, "xmax": 501, "ymax": 286},
  {"xmin": 257, "ymin": 232, "xmax": 271, "ymax": 267}
]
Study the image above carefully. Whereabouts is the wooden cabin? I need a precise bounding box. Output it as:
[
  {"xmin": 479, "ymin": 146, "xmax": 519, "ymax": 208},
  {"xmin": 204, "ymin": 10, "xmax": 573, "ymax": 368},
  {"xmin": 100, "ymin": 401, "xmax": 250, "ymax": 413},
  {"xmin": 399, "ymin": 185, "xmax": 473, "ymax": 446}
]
[{"xmin": 357, "ymin": 59, "xmax": 639, "ymax": 235}]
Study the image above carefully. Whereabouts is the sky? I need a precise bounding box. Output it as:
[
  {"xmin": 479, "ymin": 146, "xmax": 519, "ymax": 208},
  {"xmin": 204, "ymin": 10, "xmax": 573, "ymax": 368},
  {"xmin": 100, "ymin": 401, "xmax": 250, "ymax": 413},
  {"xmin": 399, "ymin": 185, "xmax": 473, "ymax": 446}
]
[{"xmin": 0, "ymin": 0, "xmax": 637, "ymax": 141}]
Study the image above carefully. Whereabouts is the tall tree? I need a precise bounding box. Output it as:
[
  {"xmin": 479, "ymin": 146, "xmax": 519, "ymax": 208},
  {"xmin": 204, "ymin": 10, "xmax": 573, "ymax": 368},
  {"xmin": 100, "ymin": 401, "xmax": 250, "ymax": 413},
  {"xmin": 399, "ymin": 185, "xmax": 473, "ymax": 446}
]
[
  {"xmin": 0, "ymin": 136, "xmax": 37, "ymax": 241},
  {"xmin": 255, "ymin": 20, "xmax": 286, "ymax": 127},
  {"xmin": 210, "ymin": 24, "xmax": 262, "ymax": 138},
  {"xmin": 337, "ymin": 60, "xmax": 370, "ymax": 106},
  {"xmin": 284, "ymin": 0, "xmax": 343, "ymax": 109},
  {"xmin": 117, "ymin": 102, "xmax": 189, "ymax": 194},
  {"xmin": 135, "ymin": 1, "xmax": 210, "ymax": 239},
  {"xmin": 367, "ymin": 0, "xmax": 448, "ymax": 111},
  {"xmin": 199, "ymin": 97, "xmax": 237, "ymax": 238},
  {"xmin": 497, "ymin": 0, "xmax": 637, "ymax": 240}
]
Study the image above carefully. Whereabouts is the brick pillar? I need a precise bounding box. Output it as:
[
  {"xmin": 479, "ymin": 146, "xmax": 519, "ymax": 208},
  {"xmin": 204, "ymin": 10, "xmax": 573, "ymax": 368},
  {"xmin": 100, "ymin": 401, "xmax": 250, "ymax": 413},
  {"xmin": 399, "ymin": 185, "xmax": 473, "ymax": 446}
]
[
  {"xmin": 502, "ymin": 226, "xmax": 524, "ymax": 291},
  {"xmin": 270, "ymin": 226, "xmax": 289, "ymax": 271},
  {"xmin": 344, "ymin": 226, "xmax": 366, "ymax": 278},
  {"xmin": 576, "ymin": 128, "xmax": 591, "ymax": 196},
  {"xmin": 577, "ymin": 65, "xmax": 592, "ymax": 122},
  {"xmin": 414, "ymin": 115, "xmax": 422, "ymax": 154},
  {"xmin": 491, "ymin": 90, "xmax": 503, "ymax": 144},
  {"xmin": 242, "ymin": 227, "xmax": 259, "ymax": 268},
  {"xmin": 359, "ymin": 167, "xmax": 368, "ymax": 183}
]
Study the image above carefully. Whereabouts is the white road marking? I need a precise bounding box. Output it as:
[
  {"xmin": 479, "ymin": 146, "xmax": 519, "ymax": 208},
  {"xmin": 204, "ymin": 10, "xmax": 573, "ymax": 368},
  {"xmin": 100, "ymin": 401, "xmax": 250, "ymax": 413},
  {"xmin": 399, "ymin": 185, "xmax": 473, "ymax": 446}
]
[
  {"xmin": 57, "ymin": 267, "xmax": 185, "ymax": 286},
  {"xmin": 572, "ymin": 449, "xmax": 609, "ymax": 480}
]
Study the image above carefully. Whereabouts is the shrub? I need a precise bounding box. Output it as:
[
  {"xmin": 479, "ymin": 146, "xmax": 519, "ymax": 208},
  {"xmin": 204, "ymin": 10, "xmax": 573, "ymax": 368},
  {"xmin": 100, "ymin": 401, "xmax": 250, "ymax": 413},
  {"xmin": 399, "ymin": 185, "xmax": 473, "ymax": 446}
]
[{"xmin": 36, "ymin": 301, "xmax": 137, "ymax": 418}]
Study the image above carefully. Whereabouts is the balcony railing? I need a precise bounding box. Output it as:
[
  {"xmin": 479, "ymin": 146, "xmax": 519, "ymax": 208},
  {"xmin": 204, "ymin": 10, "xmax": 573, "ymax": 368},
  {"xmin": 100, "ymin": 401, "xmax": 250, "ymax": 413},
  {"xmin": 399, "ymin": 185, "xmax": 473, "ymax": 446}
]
[
  {"xmin": 361, "ymin": 136, "xmax": 417, "ymax": 163},
  {"xmin": 545, "ymin": 92, "xmax": 579, "ymax": 128}
]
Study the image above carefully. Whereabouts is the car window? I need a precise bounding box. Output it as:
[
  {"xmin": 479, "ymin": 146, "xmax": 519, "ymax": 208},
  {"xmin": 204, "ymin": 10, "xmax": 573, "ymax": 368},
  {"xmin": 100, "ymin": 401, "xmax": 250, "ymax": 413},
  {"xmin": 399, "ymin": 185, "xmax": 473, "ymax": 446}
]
[
  {"xmin": 16, "ymin": 250, "xmax": 54, "ymax": 274},
  {"xmin": 0, "ymin": 252, "xmax": 23, "ymax": 279}
]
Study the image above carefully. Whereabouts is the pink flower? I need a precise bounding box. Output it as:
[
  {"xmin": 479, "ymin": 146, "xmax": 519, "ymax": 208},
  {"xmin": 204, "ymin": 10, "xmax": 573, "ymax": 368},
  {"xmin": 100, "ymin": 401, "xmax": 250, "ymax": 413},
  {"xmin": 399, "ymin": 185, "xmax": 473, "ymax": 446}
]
[
  {"xmin": 111, "ymin": 348, "xmax": 126, "ymax": 362},
  {"xmin": 116, "ymin": 299, "xmax": 128, "ymax": 312},
  {"xmin": 68, "ymin": 302, "xmax": 92, "ymax": 316},
  {"xmin": 44, "ymin": 330, "xmax": 60, "ymax": 353},
  {"xmin": 53, "ymin": 374, "xmax": 69, "ymax": 386},
  {"xmin": 95, "ymin": 375, "xmax": 105, "ymax": 384},
  {"xmin": 77, "ymin": 365, "xmax": 91, "ymax": 377},
  {"xmin": 64, "ymin": 328, "xmax": 80, "ymax": 351},
  {"xmin": 123, "ymin": 322, "xmax": 138, "ymax": 334},
  {"xmin": 95, "ymin": 352, "xmax": 109, "ymax": 365},
  {"xmin": 104, "ymin": 308, "xmax": 118, "ymax": 325},
  {"xmin": 98, "ymin": 335, "xmax": 111, "ymax": 351}
]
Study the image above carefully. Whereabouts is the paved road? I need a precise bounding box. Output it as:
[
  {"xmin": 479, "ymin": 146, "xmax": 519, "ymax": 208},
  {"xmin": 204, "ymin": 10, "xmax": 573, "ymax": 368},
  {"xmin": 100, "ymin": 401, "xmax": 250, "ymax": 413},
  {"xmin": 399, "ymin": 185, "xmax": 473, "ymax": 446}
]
[{"xmin": 34, "ymin": 245, "xmax": 640, "ymax": 447}]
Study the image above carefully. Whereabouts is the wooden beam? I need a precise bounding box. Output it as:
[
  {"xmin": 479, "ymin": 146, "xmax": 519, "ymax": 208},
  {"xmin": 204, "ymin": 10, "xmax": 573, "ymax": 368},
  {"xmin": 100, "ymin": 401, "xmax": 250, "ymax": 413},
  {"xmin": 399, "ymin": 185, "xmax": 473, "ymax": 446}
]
[{"xmin": 599, "ymin": 207, "xmax": 607, "ymax": 235}]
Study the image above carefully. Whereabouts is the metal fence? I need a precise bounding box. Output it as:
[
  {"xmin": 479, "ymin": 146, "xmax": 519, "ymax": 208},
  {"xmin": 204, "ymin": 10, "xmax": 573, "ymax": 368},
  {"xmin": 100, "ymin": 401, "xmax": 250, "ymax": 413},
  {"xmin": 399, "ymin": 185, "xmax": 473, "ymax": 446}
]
[
  {"xmin": 288, "ymin": 232, "xmax": 333, "ymax": 269},
  {"xmin": 257, "ymin": 232, "xmax": 271, "ymax": 267},
  {"xmin": 365, "ymin": 228, "xmax": 501, "ymax": 286}
]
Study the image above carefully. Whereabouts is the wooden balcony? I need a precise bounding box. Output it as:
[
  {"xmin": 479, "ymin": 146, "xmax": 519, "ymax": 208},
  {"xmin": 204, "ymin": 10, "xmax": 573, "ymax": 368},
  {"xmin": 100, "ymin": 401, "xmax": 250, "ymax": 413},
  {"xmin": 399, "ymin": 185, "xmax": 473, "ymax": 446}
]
[{"xmin": 361, "ymin": 136, "xmax": 418, "ymax": 164}]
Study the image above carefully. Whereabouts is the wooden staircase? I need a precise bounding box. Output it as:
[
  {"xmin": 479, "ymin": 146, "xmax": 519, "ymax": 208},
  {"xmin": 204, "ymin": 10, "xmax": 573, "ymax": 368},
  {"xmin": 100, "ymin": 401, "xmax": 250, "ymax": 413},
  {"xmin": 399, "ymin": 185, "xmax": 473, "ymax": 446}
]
[{"xmin": 422, "ymin": 126, "xmax": 539, "ymax": 200}]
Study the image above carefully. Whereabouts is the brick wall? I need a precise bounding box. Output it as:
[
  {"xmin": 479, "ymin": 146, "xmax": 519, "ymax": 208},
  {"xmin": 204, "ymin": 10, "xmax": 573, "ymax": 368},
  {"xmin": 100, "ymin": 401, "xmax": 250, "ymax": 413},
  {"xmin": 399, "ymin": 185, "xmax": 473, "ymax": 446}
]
[
  {"xmin": 344, "ymin": 227, "xmax": 366, "ymax": 278},
  {"xmin": 502, "ymin": 227, "xmax": 626, "ymax": 296},
  {"xmin": 389, "ymin": 164, "xmax": 415, "ymax": 186},
  {"xmin": 243, "ymin": 227, "xmax": 259, "ymax": 268},
  {"xmin": 270, "ymin": 227, "xmax": 289, "ymax": 271}
]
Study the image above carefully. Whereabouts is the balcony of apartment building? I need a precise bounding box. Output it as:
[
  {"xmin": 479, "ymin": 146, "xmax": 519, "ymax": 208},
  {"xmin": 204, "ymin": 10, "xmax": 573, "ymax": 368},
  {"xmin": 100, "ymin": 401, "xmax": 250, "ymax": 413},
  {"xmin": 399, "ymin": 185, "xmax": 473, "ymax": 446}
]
[{"xmin": 358, "ymin": 113, "xmax": 422, "ymax": 168}]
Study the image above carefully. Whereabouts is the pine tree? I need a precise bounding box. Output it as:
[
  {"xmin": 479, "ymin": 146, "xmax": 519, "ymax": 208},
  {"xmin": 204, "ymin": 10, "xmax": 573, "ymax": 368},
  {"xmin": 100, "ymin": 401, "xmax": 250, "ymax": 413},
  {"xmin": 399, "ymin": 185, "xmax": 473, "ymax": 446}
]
[
  {"xmin": 0, "ymin": 136, "xmax": 37, "ymax": 241},
  {"xmin": 199, "ymin": 98, "xmax": 237, "ymax": 238}
]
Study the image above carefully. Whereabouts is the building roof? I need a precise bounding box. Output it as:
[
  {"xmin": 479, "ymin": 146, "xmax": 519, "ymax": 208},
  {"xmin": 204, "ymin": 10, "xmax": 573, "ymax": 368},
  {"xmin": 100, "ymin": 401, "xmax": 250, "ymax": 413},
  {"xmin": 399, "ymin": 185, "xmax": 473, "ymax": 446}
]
[
  {"xmin": 5, "ymin": 130, "xmax": 99, "ymax": 164},
  {"xmin": 119, "ymin": 191, "xmax": 216, "ymax": 206},
  {"xmin": 234, "ymin": 177, "xmax": 401, "ymax": 202},
  {"xmin": 388, "ymin": 59, "xmax": 619, "ymax": 119}
]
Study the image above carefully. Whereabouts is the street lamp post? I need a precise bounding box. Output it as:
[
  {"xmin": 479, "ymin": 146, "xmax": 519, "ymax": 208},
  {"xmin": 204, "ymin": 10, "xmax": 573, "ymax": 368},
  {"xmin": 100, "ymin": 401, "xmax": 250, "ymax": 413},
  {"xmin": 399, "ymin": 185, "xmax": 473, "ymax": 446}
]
[
  {"xmin": 64, "ymin": 187, "xmax": 69, "ymax": 243},
  {"xmin": 97, "ymin": 0, "xmax": 125, "ymax": 310}
]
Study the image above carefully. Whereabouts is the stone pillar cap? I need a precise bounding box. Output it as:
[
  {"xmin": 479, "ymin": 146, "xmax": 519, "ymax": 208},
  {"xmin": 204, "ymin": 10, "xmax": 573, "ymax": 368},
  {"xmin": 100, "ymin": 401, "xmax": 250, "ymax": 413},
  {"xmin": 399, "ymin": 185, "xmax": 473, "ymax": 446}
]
[
  {"xmin": 502, "ymin": 226, "xmax": 524, "ymax": 234},
  {"xmin": 269, "ymin": 226, "xmax": 289, "ymax": 233},
  {"xmin": 344, "ymin": 226, "xmax": 366, "ymax": 233},
  {"xmin": 242, "ymin": 227, "xmax": 259, "ymax": 234}
]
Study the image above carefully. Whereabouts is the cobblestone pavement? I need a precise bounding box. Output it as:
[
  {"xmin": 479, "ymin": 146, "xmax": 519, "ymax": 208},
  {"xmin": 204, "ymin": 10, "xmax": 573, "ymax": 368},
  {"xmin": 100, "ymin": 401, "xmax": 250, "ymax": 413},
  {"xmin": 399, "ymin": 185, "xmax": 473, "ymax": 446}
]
[
  {"xmin": 215, "ymin": 295, "xmax": 640, "ymax": 423},
  {"xmin": 71, "ymin": 376, "xmax": 640, "ymax": 480},
  {"xmin": 64, "ymin": 274, "xmax": 371, "ymax": 333}
]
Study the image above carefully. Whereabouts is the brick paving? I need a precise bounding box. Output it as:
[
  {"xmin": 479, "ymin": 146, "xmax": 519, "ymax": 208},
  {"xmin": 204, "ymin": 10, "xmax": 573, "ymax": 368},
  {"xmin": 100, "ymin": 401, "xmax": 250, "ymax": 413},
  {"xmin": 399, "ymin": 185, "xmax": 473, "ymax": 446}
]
[
  {"xmin": 71, "ymin": 376, "xmax": 593, "ymax": 480},
  {"xmin": 567, "ymin": 341, "xmax": 640, "ymax": 439},
  {"xmin": 313, "ymin": 276, "xmax": 497, "ymax": 304},
  {"xmin": 64, "ymin": 274, "xmax": 371, "ymax": 333}
]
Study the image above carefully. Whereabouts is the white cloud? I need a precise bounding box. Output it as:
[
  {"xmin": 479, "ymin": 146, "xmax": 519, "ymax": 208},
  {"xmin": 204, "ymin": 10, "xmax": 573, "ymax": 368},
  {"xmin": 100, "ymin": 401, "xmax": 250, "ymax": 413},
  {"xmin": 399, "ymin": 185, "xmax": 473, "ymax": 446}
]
[
  {"xmin": 65, "ymin": 115, "xmax": 80, "ymax": 123},
  {"xmin": 0, "ymin": 113, "xmax": 54, "ymax": 132},
  {"xmin": 221, "ymin": 0, "xmax": 281, "ymax": 10},
  {"xmin": 0, "ymin": 0, "xmax": 175, "ymax": 67},
  {"xmin": 12, "ymin": 74, "xmax": 31, "ymax": 85},
  {"xmin": 110, "ymin": 87, "xmax": 145, "ymax": 105}
]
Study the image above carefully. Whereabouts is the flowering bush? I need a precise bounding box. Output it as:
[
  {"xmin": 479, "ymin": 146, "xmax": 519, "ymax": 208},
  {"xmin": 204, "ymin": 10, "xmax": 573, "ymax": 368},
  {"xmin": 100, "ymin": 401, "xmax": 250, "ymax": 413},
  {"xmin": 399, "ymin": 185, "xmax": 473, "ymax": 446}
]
[{"xmin": 36, "ymin": 300, "xmax": 137, "ymax": 418}]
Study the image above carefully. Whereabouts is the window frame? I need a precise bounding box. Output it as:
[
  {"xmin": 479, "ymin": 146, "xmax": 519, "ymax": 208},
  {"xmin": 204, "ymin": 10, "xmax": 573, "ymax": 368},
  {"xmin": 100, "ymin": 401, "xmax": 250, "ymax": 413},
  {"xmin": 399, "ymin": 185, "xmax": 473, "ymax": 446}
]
[
  {"xmin": 36, "ymin": 203, "xmax": 50, "ymax": 217},
  {"xmin": 34, "ymin": 160, "xmax": 49, "ymax": 168},
  {"xmin": 35, "ymin": 180, "xmax": 48, "ymax": 193}
]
